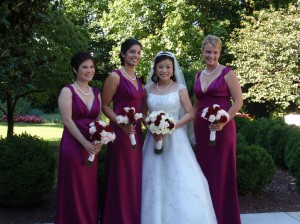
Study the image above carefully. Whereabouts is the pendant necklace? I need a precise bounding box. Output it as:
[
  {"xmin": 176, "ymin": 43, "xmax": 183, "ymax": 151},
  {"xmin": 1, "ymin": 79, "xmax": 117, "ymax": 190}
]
[
  {"xmin": 122, "ymin": 67, "xmax": 136, "ymax": 81},
  {"xmin": 203, "ymin": 63, "xmax": 220, "ymax": 76},
  {"xmin": 156, "ymin": 80, "xmax": 173, "ymax": 92},
  {"xmin": 74, "ymin": 81, "xmax": 91, "ymax": 96}
]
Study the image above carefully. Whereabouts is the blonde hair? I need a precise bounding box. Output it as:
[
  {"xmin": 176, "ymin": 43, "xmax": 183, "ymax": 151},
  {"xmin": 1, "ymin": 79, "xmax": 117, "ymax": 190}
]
[{"xmin": 201, "ymin": 35, "xmax": 222, "ymax": 51}]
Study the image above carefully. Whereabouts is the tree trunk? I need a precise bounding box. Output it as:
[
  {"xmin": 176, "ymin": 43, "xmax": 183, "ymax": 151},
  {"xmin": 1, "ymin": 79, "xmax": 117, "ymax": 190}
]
[{"xmin": 6, "ymin": 93, "xmax": 14, "ymax": 138}]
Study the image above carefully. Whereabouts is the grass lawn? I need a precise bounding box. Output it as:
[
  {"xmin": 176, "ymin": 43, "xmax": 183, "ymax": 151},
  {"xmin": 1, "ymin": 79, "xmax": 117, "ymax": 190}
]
[{"xmin": 0, "ymin": 122, "xmax": 63, "ymax": 148}]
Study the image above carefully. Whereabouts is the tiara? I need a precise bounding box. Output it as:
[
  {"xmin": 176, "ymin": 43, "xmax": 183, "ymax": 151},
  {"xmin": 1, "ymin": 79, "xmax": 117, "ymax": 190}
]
[{"xmin": 154, "ymin": 51, "xmax": 175, "ymax": 59}]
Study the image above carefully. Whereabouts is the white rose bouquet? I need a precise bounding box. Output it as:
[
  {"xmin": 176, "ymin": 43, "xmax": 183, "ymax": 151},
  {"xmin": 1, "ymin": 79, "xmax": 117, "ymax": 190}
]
[
  {"xmin": 116, "ymin": 107, "xmax": 143, "ymax": 149},
  {"xmin": 145, "ymin": 110, "xmax": 176, "ymax": 155},
  {"xmin": 87, "ymin": 120, "xmax": 116, "ymax": 166},
  {"xmin": 201, "ymin": 104, "xmax": 229, "ymax": 146}
]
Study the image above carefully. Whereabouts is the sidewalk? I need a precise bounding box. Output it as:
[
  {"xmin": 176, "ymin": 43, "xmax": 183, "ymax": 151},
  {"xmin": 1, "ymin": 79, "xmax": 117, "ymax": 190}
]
[
  {"xmin": 241, "ymin": 212, "xmax": 300, "ymax": 224},
  {"xmin": 37, "ymin": 212, "xmax": 300, "ymax": 224}
]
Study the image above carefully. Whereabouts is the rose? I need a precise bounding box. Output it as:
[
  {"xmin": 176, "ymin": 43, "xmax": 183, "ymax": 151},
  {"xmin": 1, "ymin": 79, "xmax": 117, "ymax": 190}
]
[
  {"xmin": 201, "ymin": 104, "xmax": 229, "ymax": 146},
  {"xmin": 86, "ymin": 120, "xmax": 116, "ymax": 166},
  {"xmin": 116, "ymin": 107, "xmax": 143, "ymax": 149},
  {"xmin": 146, "ymin": 110, "xmax": 176, "ymax": 154}
]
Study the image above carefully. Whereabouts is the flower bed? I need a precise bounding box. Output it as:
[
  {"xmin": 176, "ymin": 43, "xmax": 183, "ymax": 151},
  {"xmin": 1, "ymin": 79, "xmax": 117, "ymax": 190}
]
[{"xmin": 2, "ymin": 115, "xmax": 43, "ymax": 123}]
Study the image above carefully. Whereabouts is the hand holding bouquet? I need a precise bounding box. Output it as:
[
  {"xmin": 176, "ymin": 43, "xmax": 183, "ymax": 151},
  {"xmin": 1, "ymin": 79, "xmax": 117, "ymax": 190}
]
[
  {"xmin": 201, "ymin": 104, "xmax": 229, "ymax": 146},
  {"xmin": 116, "ymin": 107, "xmax": 143, "ymax": 149},
  {"xmin": 87, "ymin": 120, "xmax": 116, "ymax": 166},
  {"xmin": 145, "ymin": 110, "xmax": 176, "ymax": 155}
]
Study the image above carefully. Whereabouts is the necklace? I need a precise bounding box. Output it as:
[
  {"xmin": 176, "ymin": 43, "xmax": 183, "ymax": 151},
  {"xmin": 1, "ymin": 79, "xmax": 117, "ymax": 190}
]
[
  {"xmin": 203, "ymin": 63, "xmax": 220, "ymax": 76},
  {"xmin": 74, "ymin": 82, "xmax": 91, "ymax": 96},
  {"xmin": 122, "ymin": 67, "xmax": 136, "ymax": 80},
  {"xmin": 156, "ymin": 80, "xmax": 173, "ymax": 92}
]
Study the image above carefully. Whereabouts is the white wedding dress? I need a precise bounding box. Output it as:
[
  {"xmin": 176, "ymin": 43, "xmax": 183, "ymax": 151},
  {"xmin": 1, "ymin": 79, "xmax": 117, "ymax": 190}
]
[{"xmin": 141, "ymin": 83, "xmax": 218, "ymax": 224}]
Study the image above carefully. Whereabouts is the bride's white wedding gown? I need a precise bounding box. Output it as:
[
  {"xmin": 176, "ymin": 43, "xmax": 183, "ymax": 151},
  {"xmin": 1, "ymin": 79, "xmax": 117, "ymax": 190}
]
[{"xmin": 141, "ymin": 83, "xmax": 218, "ymax": 224}]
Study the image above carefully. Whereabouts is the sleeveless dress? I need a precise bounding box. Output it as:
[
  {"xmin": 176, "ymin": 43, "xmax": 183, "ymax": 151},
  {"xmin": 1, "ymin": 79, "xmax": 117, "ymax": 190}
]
[
  {"xmin": 101, "ymin": 69, "xmax": 145, "ymax": 224},
  {"xmin": 141, "ymin": 83, "xmax": 217, "ymax": 224},
  {"xmin": 194, "ymin": 67, "xmax": 241, "ymax": 224},
  {"xmin": 55, "ymin": 85, "xmax": 100, "ymax": 224}
]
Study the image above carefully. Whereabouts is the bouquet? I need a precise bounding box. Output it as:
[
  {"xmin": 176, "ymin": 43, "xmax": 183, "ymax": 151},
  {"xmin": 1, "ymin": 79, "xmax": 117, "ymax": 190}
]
[
  {"xmin": 116, "ymin": 107, "xmax": 143, "ymax": 149},
  {"xmin": 201, "ymin": 104, "xmax": 229, "ymax": 146},
  {"xmin": 145, "ymin": 110, "xmax": 176, "ymax": 155},
  {"xmin": 87, "ymin": 120, "xmax": 116, "ymax": 166}
]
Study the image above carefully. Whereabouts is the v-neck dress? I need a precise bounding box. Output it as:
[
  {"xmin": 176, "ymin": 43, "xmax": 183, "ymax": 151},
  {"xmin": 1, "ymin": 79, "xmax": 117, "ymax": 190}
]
[
  {"xmin": 101, "ymin": 69, "xmax": 146, "ymax": 224},
  {"xmin": 55, "ymin": 85, "xmax": 101, "ymax": 224},
  {"xmin": 194, "ymin": 67, "xmax": 241, "ymax": 224}
]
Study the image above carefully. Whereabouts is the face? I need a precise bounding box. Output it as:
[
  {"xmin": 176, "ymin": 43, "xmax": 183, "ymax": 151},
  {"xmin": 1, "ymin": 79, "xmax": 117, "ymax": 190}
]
[
  {"xmin": 74, "ymin": 59, "xmax": 95, "ymax": 82},
  {"xmin": 202, "ymin": 42, "xmax": 221, "ymax": 67},
  {"xmin": 123, "ymin": 44, "xmax": 142, "ymax": 67},
  {"xmin": 155, "ymin": 58, "xmax": 173, "ymax": 82}
]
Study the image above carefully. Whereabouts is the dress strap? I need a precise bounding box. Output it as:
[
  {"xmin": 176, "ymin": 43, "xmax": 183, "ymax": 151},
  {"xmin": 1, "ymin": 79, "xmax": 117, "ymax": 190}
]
[
  {"xmin": 114, "ymin": 69, "xmax": 122, "ymax": 77},
  {"xmin": 66, "ymin": 85, "xmax": 75, "ymax": 94},
  {"xmin": 196, "ymin": 71, "xmax": 202, "ymax": 79}
]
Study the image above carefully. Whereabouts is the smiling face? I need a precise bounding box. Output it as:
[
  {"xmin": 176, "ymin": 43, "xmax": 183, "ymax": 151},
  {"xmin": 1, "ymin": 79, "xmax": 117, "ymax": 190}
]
[
  {"xmin": 74, "ymin": 59, "xmax": 95, "ymax": 82},
  {"xmin": 123, "ymin": 44, "xmax": 142, "ymax": 67},
  {"xmin": 155, "ymin": 58, "xmax": 174, "ymax": 83},
  {"xmin": 202, "ymin": 42, "xmax": 221, "ymax": 67}
]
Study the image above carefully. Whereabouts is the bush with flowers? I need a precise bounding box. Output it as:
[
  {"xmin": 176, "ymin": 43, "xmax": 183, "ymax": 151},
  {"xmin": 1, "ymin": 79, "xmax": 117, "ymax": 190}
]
[{"xmin": 2, "ymin": 115, "xmax": 43, "ymax": 123}]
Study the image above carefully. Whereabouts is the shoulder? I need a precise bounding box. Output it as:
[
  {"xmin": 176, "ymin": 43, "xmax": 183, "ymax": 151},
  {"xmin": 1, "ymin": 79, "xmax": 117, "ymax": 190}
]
[
  {"xmin": 104, "ymin": 70, "xmax": 121, "ymax": 84},
  {"xmin": 60, "ymin": 85, "xmax": 72, "ymax": 94},
  {"xmin": 145, "ymin": 83, "xmax": 154, "ymax": 93},
  {"xmin": 178, "ymin": 83, "xmax": 186, "ymax": 91}
]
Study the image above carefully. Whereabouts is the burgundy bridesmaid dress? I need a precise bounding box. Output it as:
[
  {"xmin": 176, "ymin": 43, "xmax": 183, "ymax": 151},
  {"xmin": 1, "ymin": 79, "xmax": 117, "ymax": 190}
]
[
  {"xmin": 55, "ymin": 85, "xmax": 100, "ymax": 224},
  {"xmin": 101, "ymin": 69, "xmax": 145, "ymax": 224},
  {"xmin": 194, "ymin": 67, "xmax": 241, "ymax": 224}
]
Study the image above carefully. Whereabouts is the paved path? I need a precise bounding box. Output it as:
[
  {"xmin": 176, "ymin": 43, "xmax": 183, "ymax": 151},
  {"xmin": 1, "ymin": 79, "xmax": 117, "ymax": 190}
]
[
  {"xmin": 241, "ymin": 212, "xmax": 300, "ymax": 224},
  {"xmin": 38, "ymin": 212, "xmax": 300, "ymax": 224}
]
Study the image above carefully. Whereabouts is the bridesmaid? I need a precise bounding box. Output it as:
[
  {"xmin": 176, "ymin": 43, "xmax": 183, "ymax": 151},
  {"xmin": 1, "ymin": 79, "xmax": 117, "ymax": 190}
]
[
  {"xmin": 55, "ymin": 52, "xmax": 102, "ymax": 224},
  {"xmin": 101, "ymin": 38, "xmax": 145, "ymax": 224},
  {"xmin": 193, "ymin": 35, "xmax": 243, "ymax": 224}
]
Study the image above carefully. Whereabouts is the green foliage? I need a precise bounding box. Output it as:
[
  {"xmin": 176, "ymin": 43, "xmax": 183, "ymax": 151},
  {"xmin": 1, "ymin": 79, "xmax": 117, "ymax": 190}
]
[
  {"xmin": 234, "ymin": 116, "xmax": 252, "ymax": 133},
  {"xmin": 41, "ymin": 113, "xmax": 62, "ymax": 124},
  {"xmin": 0, "ymin": 0, "xmax": 90, "ymax": 137},
  {"xmin": 284, "ymin": 126, "xmax": 300, "ymax": 187},
  {"xmin": 267, "ymin": 123, "xmax": 289, "ymax": 167},
  {"xmin": 255, "ymin": 117, "xmax": 286, "ymax": 150},
  {"xmin": 237, "ymin": 119, "xmax": 258, "ymax": 145},
  {"xmin": 0, "ymin": 133, "xmax": 56, "ymax": 206},
  {"xmin": 228, "ymin": 4, "xmax": 300, "ymax": 112},
  {"xmin": 237, "ymin": 144, "xmax": 275, "ymax": 195}
]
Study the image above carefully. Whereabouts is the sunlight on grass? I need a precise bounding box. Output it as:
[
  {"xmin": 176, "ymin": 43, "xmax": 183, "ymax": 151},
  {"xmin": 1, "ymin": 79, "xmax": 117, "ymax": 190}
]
[{"xmin": 0, "ymin": 122, "xmax": 63, "ymax": 147}]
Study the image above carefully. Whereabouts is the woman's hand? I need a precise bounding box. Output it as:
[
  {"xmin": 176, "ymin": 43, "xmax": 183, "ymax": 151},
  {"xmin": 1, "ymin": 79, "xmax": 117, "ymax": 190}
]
[
  {"xmin": 119, "ymin": 123, "xmax": 136, "ymax": 135},
  {"xmin": 209, "ymin": 122, "xmax": 226, "ymax": 132},
  {"xmin": 83, "ymin": 140, "xmax": 102, "ymax": 155},
  {"xmin": 152, "ymin": 133, "xmax": 164, "ymax": 142}
]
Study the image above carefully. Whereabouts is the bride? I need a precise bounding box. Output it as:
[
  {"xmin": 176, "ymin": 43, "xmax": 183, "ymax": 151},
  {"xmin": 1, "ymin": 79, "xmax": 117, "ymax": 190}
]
[{"xmin": 141, "ymin": 51, "xmax": 218, "ymax": 224}]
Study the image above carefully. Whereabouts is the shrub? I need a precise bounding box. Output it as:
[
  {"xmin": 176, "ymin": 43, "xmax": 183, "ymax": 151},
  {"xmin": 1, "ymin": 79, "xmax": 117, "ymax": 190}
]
[
  {"xmin": 237, "ymin": 144, "xmax": 275, "ymax": 195},
  {"xmin": 285, "ymin": 142, "xmax": 300, "ymax": 187},
  {"xmin": 2, "ymin": 115, "xmax": 43, "ymax": 123},
  {"xmin": 284, "ymin": 125, "xmax": 300, "ymax": 168},
  {"xmin": 0, "ymin": 133, "xmax": 56, "ymax": 206},
  {"xmin": 255, "ymin": 117, "xmax": 286, "ymax": 151},
  {"xmin": 267, "ymin": 123, "xmax": 289, "ymax": 168},
  {"xmin": 41, "ymin": 113, "xmax": 62, "ymax": 124},
  {"xmin": 234, "ymin": 115, "xmax": 251, "ymax": 133},
  {"xmin": 238, "ymin": 119, "xmax": 258, "ymax": 145}
]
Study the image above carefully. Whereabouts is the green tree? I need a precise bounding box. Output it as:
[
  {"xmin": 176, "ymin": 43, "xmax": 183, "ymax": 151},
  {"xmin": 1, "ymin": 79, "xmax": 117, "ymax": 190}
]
[
  {"xmin": 0, "ymin": 0, "xmax": 89, "ymax": 137},
  {"xmin": 228, "ymin": 3, "xmax": 300, "ymax": 115}
]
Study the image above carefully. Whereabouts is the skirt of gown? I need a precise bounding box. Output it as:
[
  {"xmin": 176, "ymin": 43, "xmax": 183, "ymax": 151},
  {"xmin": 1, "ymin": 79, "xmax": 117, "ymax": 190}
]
[{"xmin": 141, "ymin": 127, "xmax": 217, "ymax": 224}]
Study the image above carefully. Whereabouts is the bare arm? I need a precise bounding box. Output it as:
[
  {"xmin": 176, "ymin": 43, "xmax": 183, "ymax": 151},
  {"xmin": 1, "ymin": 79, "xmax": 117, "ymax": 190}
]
[
  {"xmin": 177, "ymin": 88, "xmax": 195, "ymax": 129},
  {"xmin": 210, "ymin": 70, "xmax": 243, "ymax": 132},
  {"xmin": 224, "ymin": 70, "xmax": 243, "ymax": 120},
  {"xmin": 101, "ymin": 72, "xmax": 134, "ymax": 134},
  {"xmin": 58, "ymin": 87, "xmax": 100, "ymax": 155}
]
